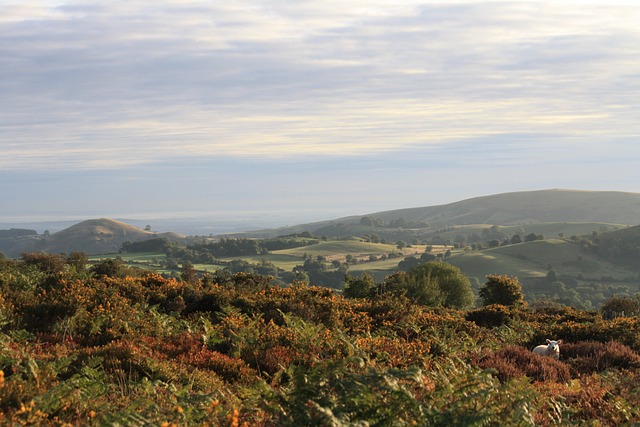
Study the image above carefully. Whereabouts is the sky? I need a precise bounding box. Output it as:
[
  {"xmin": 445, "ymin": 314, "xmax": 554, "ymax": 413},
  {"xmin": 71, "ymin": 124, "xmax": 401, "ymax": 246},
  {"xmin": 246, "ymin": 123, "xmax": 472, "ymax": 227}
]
[{"xmin": 1, "ymin": 0, "xmax": 639, "ymax": 229}]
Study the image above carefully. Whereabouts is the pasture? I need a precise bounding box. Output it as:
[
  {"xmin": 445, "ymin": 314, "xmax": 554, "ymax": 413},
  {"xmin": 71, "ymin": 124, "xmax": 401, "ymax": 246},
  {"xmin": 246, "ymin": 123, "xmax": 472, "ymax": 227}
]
[{"xmin": 449, "ymin": 239, "xmax": 637, "ymax": 282}]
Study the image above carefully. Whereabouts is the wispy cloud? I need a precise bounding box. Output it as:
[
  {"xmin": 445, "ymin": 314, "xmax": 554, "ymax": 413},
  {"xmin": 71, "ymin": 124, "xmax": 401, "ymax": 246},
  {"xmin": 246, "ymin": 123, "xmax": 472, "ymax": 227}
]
[
  {"xmin": 2, "ymin": 1, "xmax": 639, "ymax": 170},
  {"xmin": 0, "ymin": 1, "xmax": 639, "ymax": 219}
]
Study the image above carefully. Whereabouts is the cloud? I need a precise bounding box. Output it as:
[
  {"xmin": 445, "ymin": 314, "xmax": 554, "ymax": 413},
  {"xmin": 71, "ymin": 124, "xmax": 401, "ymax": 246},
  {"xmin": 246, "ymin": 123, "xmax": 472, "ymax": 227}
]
[{"xmin": 0, "ymin": 0, "xmax": 639, "ymax": 175}]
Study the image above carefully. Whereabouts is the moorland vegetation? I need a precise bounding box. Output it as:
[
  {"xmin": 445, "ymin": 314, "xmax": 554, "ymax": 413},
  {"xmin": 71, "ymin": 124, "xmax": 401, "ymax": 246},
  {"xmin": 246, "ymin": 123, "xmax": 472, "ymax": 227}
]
[
  {"xmin": 113, "ymin": 220, "xmax": 640, "ymax": 310},
  {"xmin": 1, "ymin": 252, "xmax": 640, "ymax": 425}
]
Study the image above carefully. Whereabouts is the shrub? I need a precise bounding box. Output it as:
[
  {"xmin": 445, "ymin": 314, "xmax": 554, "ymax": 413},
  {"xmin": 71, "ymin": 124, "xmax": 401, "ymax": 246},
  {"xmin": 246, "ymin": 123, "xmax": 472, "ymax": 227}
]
[
  {"xmin": 525, "ymin": 305, "xmax": 598, "ymax": 323},
  {"xmin": 474, "ymin": 346, "xmax": 570, "ymax": 383},
  {"xmin": 479, "ymin": 275, "xmax": 526, "ymax": 308},
  {"xmin": 561, "ymin": 341, "xmax": 640, "ymax": 374},
  {"xmin": 466, "ymin": 304, "xmax": 515, "ymax": 328}
]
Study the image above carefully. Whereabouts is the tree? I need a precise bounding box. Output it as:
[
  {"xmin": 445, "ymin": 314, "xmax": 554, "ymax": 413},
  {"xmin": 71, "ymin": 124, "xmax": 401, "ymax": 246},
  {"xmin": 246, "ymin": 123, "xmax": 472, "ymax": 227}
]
[
  {"xmin": 488, "ymin": 239, "xmax": 500, "ymax": 248},
  {"xmin": 524, "ymin": 233, "xmax": 539, "ymax": 242},
  {"xmin": 67, "ymin": 251, "xmax": 89, "ymax": 274},
  {"xmin": 420, "ymin": 252, "xmax": 436, "ymax": 262},
  {"xmin": 343, "ymin": 273, "xmax": 375, "ymax": 298},
  {"xmin": 91, "ymin": 258, "xmax": 128, "ymax": 278},
  {"xmin": 381, "ymin": 261, "xmax": 475, "ymax": 309},
  {"xmin": 479, "ymin": 275, "xmax": 526, "ymax": 307},
  {"xmin": 180, "ymin": 262, "xmax": 198, "ymax": 284},
  {"xmin": 510, "ymin": 234, "xmax": 522, "ymax": 244},
  {"xmin": 398, "ymin": 256, "xmax": 419, "ymax": 271},
  {"xmin": 396, "ymin": 240, "xmax": 407, "ymax": 250}
]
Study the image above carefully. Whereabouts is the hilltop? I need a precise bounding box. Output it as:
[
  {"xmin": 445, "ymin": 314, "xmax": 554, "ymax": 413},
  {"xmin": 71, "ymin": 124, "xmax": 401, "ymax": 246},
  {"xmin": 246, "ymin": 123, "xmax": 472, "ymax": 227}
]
[
  {"xmin": 1, "ymin": 189, "xmax": 639, "ymax": 264},
  {"xmin": 0, "ymin": 218, "xmax": 186, "ymax": 257},
  {"xmin": 368, "ymin": 189, "xmax": 640, "ymax": 225},
  {"xmin": 233, "ymin": 189, "xmax": 640, "ymax": 239}
]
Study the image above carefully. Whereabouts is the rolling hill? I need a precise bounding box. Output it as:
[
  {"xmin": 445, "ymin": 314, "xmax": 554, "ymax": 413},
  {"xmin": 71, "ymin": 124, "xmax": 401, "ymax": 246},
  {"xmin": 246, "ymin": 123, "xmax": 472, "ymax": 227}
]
[
  {"xmin": 1, "ymin": 189, "xmax": 639, "ymax": 263},
  {"xmin": 235, "ymin": 189, "xmax": 640, "ymax": 239},
  {"xmin": 0, "ymin": 218, "xmax": 186, "ymax": 257},
  {"xmin": 366, "ymin": 189, "xmax": 640, "ymax": 225}
]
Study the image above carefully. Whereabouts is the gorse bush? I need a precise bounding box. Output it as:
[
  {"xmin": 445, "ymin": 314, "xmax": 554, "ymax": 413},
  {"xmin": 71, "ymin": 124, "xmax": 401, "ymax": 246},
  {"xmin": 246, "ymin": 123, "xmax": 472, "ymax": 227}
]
[{"xmin": 0, "ymin": 257, "xmax": 639, "ymax": 425}]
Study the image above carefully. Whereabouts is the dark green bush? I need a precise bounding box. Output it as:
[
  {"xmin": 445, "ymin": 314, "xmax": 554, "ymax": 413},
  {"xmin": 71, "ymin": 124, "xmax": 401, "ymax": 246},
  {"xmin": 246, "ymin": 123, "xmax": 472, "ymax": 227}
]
[{"xmin": 465, "ymin": 304, "xmax": 514, "ymax": 328}]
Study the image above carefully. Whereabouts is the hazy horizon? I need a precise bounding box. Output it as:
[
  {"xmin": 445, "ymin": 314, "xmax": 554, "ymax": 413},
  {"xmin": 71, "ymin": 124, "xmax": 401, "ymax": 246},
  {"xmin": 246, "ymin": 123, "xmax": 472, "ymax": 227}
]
[{"xmin": 2, "ymin": 1, "xmax": 639, "ymax": 223}]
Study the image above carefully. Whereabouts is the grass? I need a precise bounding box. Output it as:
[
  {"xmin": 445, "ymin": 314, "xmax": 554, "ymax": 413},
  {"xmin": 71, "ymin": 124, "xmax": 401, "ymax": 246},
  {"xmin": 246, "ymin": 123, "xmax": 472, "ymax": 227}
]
[
  {"xmin": 448, "ymin": 239, "xmax": 638, "ymax": 283},
  {"xmin": 273, "ymin": 240, "xmax": 399, "ymax": 257},
  {"xmin": 219, "ymin": 254, "xmax": 304, "ymax": 271},
  {"xmin": 425, "ymin": 222, "xmax": 625, "ymax": 242}
]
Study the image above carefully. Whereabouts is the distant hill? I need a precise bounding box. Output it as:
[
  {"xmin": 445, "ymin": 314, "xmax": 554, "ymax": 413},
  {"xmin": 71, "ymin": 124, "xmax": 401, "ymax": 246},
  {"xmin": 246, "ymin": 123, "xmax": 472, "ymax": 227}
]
[
  {"xmin": 0, "ymin": 218, "xmax": 186, "ymax": 257},
  {"xmin": 2, "ymin": 189, "xmax": 639, "ymax": 258},
  {"xmin": 369, "ymin": 189, "xmax": 640, "ymax": 225},
  {"xmin": 236, "ymin": 189, "xmax": 640, "ymax": 238}
]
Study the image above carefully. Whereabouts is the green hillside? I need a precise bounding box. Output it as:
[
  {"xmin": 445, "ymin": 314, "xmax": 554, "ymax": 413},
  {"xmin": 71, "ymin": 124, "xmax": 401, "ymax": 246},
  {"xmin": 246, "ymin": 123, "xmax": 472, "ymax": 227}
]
[
  {"xmin": 446, "ymin": 239, "xmax": 639, "ymax": 308},
  {"xmin": 367, "ymin": 189, "xmax": 640, "ymax": 226},
  {"xmin": 234, "ymin": 189, "xmax": 640, "ymax": 239},
  {"xmin": 430, "ymin": 222, "xmax": 624, "ymax": 243},
  {"xmin": 450, "ymin": 239, "xmax": 633, "ymax": 280},
  {"xmin": 273, "ymin": 240, "xmax": 399, "ymax": 257}
]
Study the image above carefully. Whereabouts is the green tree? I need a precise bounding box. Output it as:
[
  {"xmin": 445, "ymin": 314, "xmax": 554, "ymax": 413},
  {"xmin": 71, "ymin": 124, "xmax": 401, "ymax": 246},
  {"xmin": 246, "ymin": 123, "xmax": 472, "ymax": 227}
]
[
  {"xmin": 67, "ymin": 251, "xmax": 88, "ymax": 270},
  {"xmin": 488, "ymin": 239, "xmax": 500, "ymax": 248},
  {"xmin": 524, "ymin": 233, "xmax": 539, "ymax": 242},
  {"xmin": 180, "ymin": 261, "xmax": 198, "ymax": 284},
  {"xmin": 67, "ymin": 251, "xmax": 89, "ymax": 278},
  {"xmin": 396, "ymin": 240, "xmax": 407, "ymax": 250},
  {"xmin": 381, "ymin": 261, "xmax": 475, "ymax": 309},
  {"xmin": 420, "ymin": 252, "xmax": 436, "ymax": 262},
  {"xmin": 90, "ymin": 257, "xmax": 128, "ymax": 278},
  {"xmin": 343, "ymin": 273, "xmax": 375, "ymax": 298},
  {"xmin": 479, "ymin": 275, "xmax": 526, "ymax": 307},
  {"xmin": 398, "ymin": 256, "xmax": 419, "ymax": 271}
]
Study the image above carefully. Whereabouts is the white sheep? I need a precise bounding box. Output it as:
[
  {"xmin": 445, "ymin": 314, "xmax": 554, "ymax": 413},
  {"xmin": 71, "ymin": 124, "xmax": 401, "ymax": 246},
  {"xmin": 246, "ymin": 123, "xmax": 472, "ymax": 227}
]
[{"xmin": 532, "ymin": 339, "xmax": 562, "ymax": 359}]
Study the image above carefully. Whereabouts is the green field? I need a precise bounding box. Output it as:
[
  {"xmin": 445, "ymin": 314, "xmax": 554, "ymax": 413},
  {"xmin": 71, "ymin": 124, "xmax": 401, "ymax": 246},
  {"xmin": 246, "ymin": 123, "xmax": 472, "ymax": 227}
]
[
  {"xmin": 89, "ymin": 252, "xmax": 167, "ymax": 269},
  {"xmin": 428, "ymin": 222, "xmax": 625, "ymax": 242},
  {"xmin": 448, "ymin": 239, "xmax": 637, "ymax": 283},
  {"xmin": 273, "ymin": 240, "xmax": 400, "ymax": 257},
  {"xmin": 219, "ymin": 254, "xmax": 304, "ymax": 271}
]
